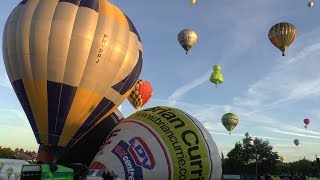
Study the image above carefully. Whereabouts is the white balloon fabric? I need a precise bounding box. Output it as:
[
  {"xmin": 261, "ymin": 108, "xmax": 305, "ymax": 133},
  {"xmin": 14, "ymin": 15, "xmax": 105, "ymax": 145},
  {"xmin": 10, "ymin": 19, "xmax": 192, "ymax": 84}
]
[{"xmin": 90, "ymin": 106, "xmax": 222, "ymax": 180}]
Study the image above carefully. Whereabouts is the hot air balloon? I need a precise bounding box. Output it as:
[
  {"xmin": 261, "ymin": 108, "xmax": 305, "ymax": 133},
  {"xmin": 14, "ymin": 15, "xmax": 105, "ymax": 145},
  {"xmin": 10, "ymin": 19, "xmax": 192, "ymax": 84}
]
[
  {"xmin": 210, "ymin": 64, "xmax": 224, "ymax": 87},
  {"xmin": 243, "ymin": 132, "xmax": 254, "ymax": 146},
  {"xmin": 57, "ymin": 109, "xmax": 124, "ymax": 166},
  {"xmin": 178, "ymin": 29, "xmax": 198, "ymax": 54},
  {"xmin": 268, "ymin": 22, "xmax": 297, "ymax": 56},
  {"xmin": 294, "ymin": 139, "xmax": 300, "ymax": 146},
  {"xmin": 279, "ymin": 156, "xmax": 285, "ymax": 162},
  {"xmin": 3, "ymin": 0, "xmax": 143, "ymax": 163},
  {"xmin": 308, "ymin": 1, "xmax": 314, "ymax": 8},
  {"xmin": 222, "ymin": 113, "xmax": 238, "ymax": 134},
  {"xmin": 127, "ymin": 79, "xmax": 153, "ymax": 111},
  {"xmin": 90, "ymin": 106, "xmax": 222, "ymax": 180},
  {"xmin": 190, "ymin": 0, "xmax": 196, "ymax": 5},
  {"xmin": 304, "ymin": 118, "xmax": 310, "ymax": 128}
]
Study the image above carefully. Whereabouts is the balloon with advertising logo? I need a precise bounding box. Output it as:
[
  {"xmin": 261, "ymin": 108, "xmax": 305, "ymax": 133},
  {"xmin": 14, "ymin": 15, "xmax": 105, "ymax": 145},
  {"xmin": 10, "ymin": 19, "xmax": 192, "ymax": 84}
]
[
  {"xmin": 90, "ymin": 106, "xmax": 222, "ymax": 180},
  {"xmin": 3, "ymin": 0, "xmax": 142, "ymax": 163}
]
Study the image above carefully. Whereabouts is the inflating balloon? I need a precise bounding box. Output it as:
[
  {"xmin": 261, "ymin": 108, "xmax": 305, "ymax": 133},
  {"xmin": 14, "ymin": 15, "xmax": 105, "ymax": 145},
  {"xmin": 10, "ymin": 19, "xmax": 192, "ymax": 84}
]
[
  {"xmin": 268, "ymin": 22, "xmax": 297, "ymax": 56},
  {"xmin": 3, "ymin": 0, "xmax": 143, "ymax": 162},
  {"xmin": 178, "ymin": 29, "xmax": 198, "ymax": 54},
  {"xmin": 128, "ymin": 79, "xmax": 153, "ymax": 111},
  {"xmin": 222, "ymin": 113, "xmax": 238, "ymax": 135},
  {"xmin": 308, "ymin": 1, "xmax": 314, "ymax": 8},
  {"xmin": 304, "ymin": 118, "xmax": 310, "ymax": 129},
  {"xmin": 210, "ymin": 64, "xmax": 224, "ymax": 87},
  {"xmin": 190, "ymin": 0, "xmax": 196, "ymax": 5},
  {"xmin": 294, "ymin": 139, "xmax": 300, "ymax": 147},
  {"xmin": 90, "ymin": 106, "xmax": 222, "ymax": 180}
]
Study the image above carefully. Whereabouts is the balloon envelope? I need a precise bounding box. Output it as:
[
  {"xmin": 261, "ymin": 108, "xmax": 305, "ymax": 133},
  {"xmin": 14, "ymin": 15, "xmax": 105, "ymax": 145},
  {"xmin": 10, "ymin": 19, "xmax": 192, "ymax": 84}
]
[
  {"xmin": 308, "ymin": 1, "xmax": 314, "ymax": 8},
  {"xmin": 3, "ymin": 0, "xmax": 142, "ymax": 149},
  {"xmin": 90, "ymin": 106, "xmax": 222, "ymax": 180},
  {"xmin": 221, "ymin": 113, "xmax": 238, "ymax": 133},
  {"xmin": 57, "ymin": 109, "xmax": 124, "ymax": 166},
  {"xmin": 268, "ymin": 22, "xmax": 296, "ymax": 56},
  {"xmin": 294, "ymin": 139, "xmax": 300, "ymax": 146},
  {"xmin": 177, "ymin": 29, "xmax": 198, "ymax": 54},
  {"xmin": 190, "ymin": 0, "xmax": 196, "ymax": 5},
  {"xmin": 210, "ymin": 64, "xmax": 224, "ymax": 86},
  {"xmin": 127, "ymin": 80, "xmax": 153, "ymax": 111}
]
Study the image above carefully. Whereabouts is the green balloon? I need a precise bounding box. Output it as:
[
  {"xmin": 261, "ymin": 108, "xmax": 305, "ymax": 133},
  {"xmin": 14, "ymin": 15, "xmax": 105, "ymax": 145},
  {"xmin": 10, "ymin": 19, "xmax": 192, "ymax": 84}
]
[
  {"xmin": 210, "ymin": 64, "xmax": 224, "ymax": 87},
  {"xmin": 221, "ymin": 113, "xmax": 238, "ymax": 134}
]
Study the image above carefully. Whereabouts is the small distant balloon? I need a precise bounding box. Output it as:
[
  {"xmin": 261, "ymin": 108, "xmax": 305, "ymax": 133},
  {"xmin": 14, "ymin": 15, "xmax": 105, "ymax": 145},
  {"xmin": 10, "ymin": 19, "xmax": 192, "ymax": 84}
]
[
  {"xmin": 221, "ymin": 113, "xmax": 238, "ymax": 135},
  {"xmin": 178, "ymin": 29, "xmax": 198, "ymax": 54},
  {"xmin": 294, "ymin": 139, "xmax": 300, "ymax": 146},
  {"xmin": 127, "ymin": 79, "xmax": 153, "ymax": 111},
  {"xmin": 304, "ymin": 118, "xmax": 310, "ymax": 128},
  {"xmin": 308, "ymin": 1, "xmax": 314, "ymax": 8},
  {"xmin": 210, "ymin": 64, "xmax": 224, "ymax": 87},
  {"xmin": 279, "ymin": 156, "xmax": 285, "ymax": 162},
  {"xmin": 268, "ymin": 22, "xmax": 297, "ymax": 56},
  {"xmin": 190, "ymin": 0, "xmax": 196, "ymax": 5}
]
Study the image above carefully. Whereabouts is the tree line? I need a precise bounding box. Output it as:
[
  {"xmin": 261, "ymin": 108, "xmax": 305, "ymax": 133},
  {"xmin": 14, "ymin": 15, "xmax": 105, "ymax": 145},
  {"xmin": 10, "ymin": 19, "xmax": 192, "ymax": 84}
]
[
  {"xmin": 222, "ymin": 133, "xmax": 320, "ymax": 177},
  {"xmin": 0, "ymin": 146, "xmax": 37, "ymax": 163}
]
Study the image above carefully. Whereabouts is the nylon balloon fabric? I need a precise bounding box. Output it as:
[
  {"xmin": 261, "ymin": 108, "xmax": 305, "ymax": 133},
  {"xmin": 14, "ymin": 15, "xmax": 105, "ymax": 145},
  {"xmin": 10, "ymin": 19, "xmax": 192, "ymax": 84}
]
[{"xmin": 2, "ymin": 0, "xmax": 143, "ymax": 149}]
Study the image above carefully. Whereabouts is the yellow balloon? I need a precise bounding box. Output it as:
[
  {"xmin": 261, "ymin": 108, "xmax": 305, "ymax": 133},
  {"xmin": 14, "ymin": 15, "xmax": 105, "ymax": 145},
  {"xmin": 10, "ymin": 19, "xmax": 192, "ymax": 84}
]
[
  {"xmin": 2, "ymin": 0, "xmax": 143, "ymax": 148},
  {"xmin": 268, "ymin": 22, "xmax": 297, "ymax": 56},
  {"xmin": 190, "ymin": 0, "xmax": 196, "ymax": 5}
]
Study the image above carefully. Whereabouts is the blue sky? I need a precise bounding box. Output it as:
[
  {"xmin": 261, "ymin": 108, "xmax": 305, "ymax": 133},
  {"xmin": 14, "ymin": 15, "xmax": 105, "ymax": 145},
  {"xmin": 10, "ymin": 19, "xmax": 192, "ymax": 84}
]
[{"xmin": 1, "ymin": 0, "xmax": 320, "ymax": 162}]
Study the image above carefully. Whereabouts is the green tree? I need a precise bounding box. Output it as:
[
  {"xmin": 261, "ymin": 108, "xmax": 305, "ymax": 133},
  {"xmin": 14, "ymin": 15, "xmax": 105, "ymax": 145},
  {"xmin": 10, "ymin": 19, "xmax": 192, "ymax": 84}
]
[{"xmin": 223, "ymin": 132, "xmax": 279, "ymax": 176}]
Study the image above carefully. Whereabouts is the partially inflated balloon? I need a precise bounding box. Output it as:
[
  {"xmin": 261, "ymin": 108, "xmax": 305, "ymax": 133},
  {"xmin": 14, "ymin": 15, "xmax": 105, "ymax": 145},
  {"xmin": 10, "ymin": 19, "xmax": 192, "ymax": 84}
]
[
  {"xmin": 268, "ymin": 22, "xmax": 296, "ymax": 56},
  {"xmin": 210, "ymin": 64, "xmax": 224, "ymax": 87},
  {"xmin": 294, "ymin": 139, "xmax": 300, "ymax": 146},
  {"xmin": 3, "ymin": 0, "xmax": 142, "ymax": 150},
  {"xmin": 127, "ymin": 79, "xmax": 153, "ymax": 111},
  {"xmin": 221, "ymin": 113, "xmax": 238, "ymax": 134},
  {"xmin": 90, "ymin": 106, "xmax": 222, "ymax": 180},
  {"xmin": 178, "ymin": 29, "xmax": 198, "ymax": 54}
]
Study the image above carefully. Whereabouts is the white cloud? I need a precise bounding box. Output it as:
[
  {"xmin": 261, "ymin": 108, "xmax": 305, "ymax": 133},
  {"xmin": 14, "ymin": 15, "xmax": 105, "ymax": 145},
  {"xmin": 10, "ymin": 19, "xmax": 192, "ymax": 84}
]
[{"xmin": 167, "ymin": 70, "xmax": 212, "ymax": 106}]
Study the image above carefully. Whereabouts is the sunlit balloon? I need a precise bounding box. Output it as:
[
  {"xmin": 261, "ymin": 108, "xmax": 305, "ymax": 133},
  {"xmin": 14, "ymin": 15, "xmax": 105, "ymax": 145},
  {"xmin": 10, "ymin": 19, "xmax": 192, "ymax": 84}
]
[
  {"xmin": 2, "ymin": 0, "xmax": 143, "ymax": 156},
  {"xmin": 304, "ymin": 118, "xmax": 310, "ymax": 129},
  {"xmin": 178, "ymin": 29, "xmax": 198, "ymax": 54},
  {"xmin": 294, "ymin": 139, "xmax": 300, "ymax": 146},
  {"xmin": 57, "ymin": 109, "xmax": 124, "ymax": 166},
  {"xmin": 308, "ymin": 1, "xmax": 314, "ymax": 8},
  {"xmin": 90, "ymin": 106, "xmax": 222, "ymax": 180},
  {"xmin": 222, "ymin": 113, "xmax": 238, "ymax": 135},
  {"xmin": 210, "ymin": 64, "xmax": 224, "ymax": 87},
  {"xmin": 127, "ymin": 79, "xmax": 153, "ymax": 111},
  {"xmin": 190, "ymin": 0, "xmax": 196, "ymax": 5},
  {"xmin": 279, "ymin": 156, "xmax": 285, "ymax": 162},
  {"xmin": 268, "ymin": 22, "xmax": 297, "ymax": 56}
]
